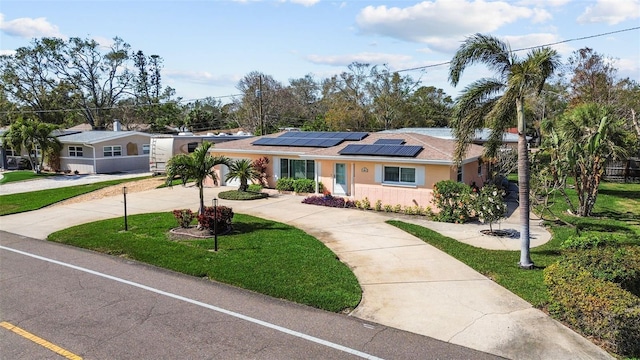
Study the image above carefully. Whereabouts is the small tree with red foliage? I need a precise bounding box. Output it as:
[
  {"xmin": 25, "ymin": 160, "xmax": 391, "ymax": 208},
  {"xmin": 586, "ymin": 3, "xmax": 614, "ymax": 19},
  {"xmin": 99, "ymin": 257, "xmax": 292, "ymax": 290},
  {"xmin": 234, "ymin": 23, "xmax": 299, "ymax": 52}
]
[{"xmin": 252, "ymin": 156, "xmax": 270, "ymax": 187}]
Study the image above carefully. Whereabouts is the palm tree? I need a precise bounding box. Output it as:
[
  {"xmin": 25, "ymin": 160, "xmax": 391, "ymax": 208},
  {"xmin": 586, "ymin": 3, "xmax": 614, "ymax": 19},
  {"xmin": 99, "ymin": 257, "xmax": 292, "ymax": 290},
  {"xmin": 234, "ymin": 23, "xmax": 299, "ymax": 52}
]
[
  {"xmin": 225, "ymin": 158, "xmax": 260, "ymax": 192},
  {"xmin": 165, "ymin": 141, "xmax": 230, "ymax": 216},
  {"xmin": 448, "ymin": 33, "xmax": 560, "ymax": 269},
  {"xmin": 2, "ymin": 117, "xmax": 61, "ymax": 173},
  {"xmin": 560, "ymin": 103, "xmax": 627, "ymax": 217}
]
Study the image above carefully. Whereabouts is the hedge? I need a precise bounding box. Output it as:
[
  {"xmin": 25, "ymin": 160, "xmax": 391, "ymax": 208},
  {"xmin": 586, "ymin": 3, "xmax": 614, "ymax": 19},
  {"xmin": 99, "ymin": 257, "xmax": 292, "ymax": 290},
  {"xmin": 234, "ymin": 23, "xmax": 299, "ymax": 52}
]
[{"xmin": 544, "ymin": 262, "xmax": 640, "ymax": 356}]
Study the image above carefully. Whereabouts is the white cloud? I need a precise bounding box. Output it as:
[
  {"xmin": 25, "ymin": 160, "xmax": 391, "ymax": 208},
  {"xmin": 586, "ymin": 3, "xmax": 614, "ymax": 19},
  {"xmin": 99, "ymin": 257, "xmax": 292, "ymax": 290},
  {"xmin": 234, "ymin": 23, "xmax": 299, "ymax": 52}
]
[
  {"xmin": 517, "ymin": 0, "xmax": 572, "ymax": 6},
  {"xmin": 616, "ymin": 56, "xmax": 640, "ymax": 79},
  {"xmin": 0, "ymin": 13, "xmax": 63, "ymax": 38},
  {"xmin": 305, "ymin": 52, "xmax": 413, "ymax": 67},
  {"xmin": 165, "ymin": 69, "xmax": 241, "ymax": 87},
  {"xmin": 577, "ymin": 0, "xmax": 640, "ymax": 25},
  {"xmin": 289, "ymin": 0, "xmax": 320, "ymax": 6},
  {"xmin": 503, "ymin": 33, "xmax": 574, "ymax": 56},
  {"xmin": 0, "ymin": 49, "xmax": 16, "ymax": 56},
  {"xmin": 355, "ymin": 0, "xmax": 552, "ymax": 47}
]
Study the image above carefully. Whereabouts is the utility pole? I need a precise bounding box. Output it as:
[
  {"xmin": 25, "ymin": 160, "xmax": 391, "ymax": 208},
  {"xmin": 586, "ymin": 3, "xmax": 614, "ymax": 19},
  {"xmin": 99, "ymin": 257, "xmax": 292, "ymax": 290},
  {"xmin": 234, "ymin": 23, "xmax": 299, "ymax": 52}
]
[{"xmin": 257, "ymin": 75, "xmax": 264, "ymax": 136}]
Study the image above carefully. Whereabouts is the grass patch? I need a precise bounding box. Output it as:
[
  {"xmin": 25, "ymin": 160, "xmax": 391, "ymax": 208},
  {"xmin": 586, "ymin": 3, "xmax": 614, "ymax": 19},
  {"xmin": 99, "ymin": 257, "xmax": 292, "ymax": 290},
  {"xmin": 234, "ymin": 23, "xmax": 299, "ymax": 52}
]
[
  {"xmin": 388, "ymin": 181, "xmax": 639, "ymax": 308},
  {"xmin": 0, "ymin": 176, "xmax": 150, "ymax": 215},
  {"xmin": 218, "ymin": 190, "xmax": 269, "ymax": 200},
  {"xmin": 47, "ymin": 212, "xmax": 361, "ymax": 312},
  {"xmin": 0, "ymin": 170, "xmax": 59, "ymax": 184}
]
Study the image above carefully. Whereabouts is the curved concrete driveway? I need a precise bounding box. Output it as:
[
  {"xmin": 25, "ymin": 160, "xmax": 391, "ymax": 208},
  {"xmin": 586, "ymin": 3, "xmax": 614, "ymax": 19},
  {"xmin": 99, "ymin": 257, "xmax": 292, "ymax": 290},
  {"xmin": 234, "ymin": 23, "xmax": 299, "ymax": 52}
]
[{"xmin": 0, "ymin": 183, "xmax": 612, "ymax": 359}]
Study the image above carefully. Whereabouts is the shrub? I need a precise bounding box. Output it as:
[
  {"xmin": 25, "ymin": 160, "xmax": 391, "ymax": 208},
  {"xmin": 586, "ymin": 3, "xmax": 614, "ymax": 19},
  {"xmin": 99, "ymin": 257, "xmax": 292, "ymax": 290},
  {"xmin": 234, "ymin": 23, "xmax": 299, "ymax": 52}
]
[
  {"xmin": 247, "ymin": 184, "xmax": 263, "ymax": 193},
  {"xmin": 172, "ymin": 209, "xmax": 195, "ymax": 228},
  {"xmin": 561, "ymin": 232, "xmax": 625, "ymax": 250},
  {"xmin": 276, "ymin": 177, "xmax": 295, "ymax": 192},
  {"xmin": 563, "ymin": 246, "xmax": 640, "ymax": 296},
  {"xmin": 251, "ymin": 156, "xmax": 270, "ymax": 186},
  {"xmin": 374, "ymin": 200, "xmax": 383, "ymax": 211},
  {"xmin": 301, "ymin": 195, "xmax": 355, "ymax": 208},
  {"xmin": 474, "ymin": 184, "xmax": 507, "ymax": 232},
  {"xmin": 293, "ymin": 178, "xmax": 315, "ymax": 193},
  {"xmin": 432, "ymin": 180, "xmax": 474, "ymax": 223},
  {"xmin": 383, "ymin": 204, "xmax": 394, "ymax": 213},
  {"xmin": 197, "ymin": 205, "xmax": 234, "ymax": 234},
  {"xmin": 545, "ymin": 262, "xmax": 640, "ymax": 357},
  {"xmin": 361, "ymin": 197, "xmax": 371, "ymax": 210}
]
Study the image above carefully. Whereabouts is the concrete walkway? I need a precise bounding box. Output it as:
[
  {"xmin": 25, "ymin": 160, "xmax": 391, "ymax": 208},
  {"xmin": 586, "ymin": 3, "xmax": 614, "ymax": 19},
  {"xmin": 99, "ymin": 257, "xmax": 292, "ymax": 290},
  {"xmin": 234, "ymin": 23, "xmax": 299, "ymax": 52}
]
[{"xmin": 0, "ymin": 181, "xmax": 612, "ymax": 359}]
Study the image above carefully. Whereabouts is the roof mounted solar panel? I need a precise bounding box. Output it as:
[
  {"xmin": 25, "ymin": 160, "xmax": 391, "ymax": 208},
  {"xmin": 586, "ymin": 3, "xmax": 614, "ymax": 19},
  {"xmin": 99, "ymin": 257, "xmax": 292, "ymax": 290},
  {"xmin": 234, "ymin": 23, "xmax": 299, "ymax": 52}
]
[
  {"xmin": 339, "ymin": 144, "xmax": 422, "ymax": 157},
  {"xmin": 252, "ymin": 136, "xmax": 343, "ymax": 148},
  {"xmin": 278, "ymin": 131, "xmax": 368, "ymax": 141},
  {"xmin": 374, "ymin": 139, "xmax": 405, "ymax": 145}
]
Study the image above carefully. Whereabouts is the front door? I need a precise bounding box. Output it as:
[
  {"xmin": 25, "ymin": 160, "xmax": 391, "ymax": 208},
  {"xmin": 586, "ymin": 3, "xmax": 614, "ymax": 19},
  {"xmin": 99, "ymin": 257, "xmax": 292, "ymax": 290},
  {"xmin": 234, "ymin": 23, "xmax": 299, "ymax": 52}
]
[{"xmin": 334, "ymin": 163, "xmax": 348, "ymax": 195}]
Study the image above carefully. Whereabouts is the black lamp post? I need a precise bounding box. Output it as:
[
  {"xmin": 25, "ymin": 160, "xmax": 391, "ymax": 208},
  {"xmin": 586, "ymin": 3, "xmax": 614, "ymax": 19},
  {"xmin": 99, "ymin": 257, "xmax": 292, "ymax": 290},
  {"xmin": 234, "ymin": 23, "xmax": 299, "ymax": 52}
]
[
  {"xmin": 212, "ymin": 198, "xmax": 218, "ymax": 252},
  {"xmin": 123, "ymin": 186, "xmax": 128, "ymax": 231}
]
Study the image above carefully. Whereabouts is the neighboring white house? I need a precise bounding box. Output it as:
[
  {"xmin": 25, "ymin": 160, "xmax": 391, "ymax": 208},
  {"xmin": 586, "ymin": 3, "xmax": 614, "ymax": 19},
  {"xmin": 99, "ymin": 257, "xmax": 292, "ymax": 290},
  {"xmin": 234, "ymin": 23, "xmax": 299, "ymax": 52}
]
[{"xmin": 56, "ymin": 130, "xmax": 152, "ymax": 174}]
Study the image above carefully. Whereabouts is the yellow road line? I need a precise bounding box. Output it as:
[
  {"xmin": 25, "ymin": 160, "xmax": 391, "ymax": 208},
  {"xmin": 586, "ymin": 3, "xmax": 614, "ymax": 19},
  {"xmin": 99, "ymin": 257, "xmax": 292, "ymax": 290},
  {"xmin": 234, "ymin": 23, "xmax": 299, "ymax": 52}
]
[{"xmin": 0, "ymin": 321, "xmax": 82, "ymax": 360}]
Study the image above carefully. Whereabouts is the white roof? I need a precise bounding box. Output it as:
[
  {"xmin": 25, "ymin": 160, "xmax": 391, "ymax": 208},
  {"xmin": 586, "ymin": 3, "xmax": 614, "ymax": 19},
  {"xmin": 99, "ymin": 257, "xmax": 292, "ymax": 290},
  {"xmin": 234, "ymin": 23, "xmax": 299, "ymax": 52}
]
[{"xmin": 57, "ymin": 131, "xmax": 151, "ymax": 144}]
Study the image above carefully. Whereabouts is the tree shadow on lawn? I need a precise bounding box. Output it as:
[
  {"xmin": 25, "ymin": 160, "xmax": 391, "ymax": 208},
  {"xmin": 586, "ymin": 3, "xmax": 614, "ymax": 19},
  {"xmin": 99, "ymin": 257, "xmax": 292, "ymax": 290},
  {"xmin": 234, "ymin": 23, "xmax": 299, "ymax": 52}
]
[{"xmin": 599, "ymin": 188, "xmax": 640, "ymax": 200}]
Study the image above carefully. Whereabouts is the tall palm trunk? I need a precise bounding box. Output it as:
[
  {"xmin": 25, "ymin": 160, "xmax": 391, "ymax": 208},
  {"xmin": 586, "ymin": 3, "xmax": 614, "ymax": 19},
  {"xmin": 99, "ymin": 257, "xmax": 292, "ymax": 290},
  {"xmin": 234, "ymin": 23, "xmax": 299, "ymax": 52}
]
[{"xmin": 516, "ymin": 98, "xmax": 533, "ymax": 268}]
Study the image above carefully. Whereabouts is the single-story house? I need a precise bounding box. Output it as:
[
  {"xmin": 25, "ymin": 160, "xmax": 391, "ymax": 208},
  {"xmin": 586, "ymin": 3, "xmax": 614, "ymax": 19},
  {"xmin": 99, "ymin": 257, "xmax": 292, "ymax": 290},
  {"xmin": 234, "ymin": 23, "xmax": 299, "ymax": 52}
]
[
  {"xmin": 206, "ymin": 131, "xmax": 486, "ymax": 209},
  {"xmin": 54, "ymin": 130, "xmax": 152, "ymax": 174}
]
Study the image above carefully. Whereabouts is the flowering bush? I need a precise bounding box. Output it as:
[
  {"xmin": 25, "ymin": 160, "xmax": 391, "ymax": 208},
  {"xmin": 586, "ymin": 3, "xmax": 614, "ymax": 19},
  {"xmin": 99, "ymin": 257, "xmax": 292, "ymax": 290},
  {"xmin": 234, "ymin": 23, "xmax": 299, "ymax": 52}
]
[
  {"xmin": 302, "ymin": 195, "xmax": 355, "ymax": 208},
  {"xmin": 474, "ymin": 185, "xmax": 507, "ymax": 232},
  {"xmin": 172, "ymin": 209, "xmax": 195, "ymax": 228},
  {"xmin": 431, "ymin": 180, "xmax": 474, "ymax": 223},
  {"xmin": 251, "ymin": 156, "xmax": 270, "ymax": 186},
  {"xmin": 197, "ymin": 205, "xmax": 234, "ymax": 234}
]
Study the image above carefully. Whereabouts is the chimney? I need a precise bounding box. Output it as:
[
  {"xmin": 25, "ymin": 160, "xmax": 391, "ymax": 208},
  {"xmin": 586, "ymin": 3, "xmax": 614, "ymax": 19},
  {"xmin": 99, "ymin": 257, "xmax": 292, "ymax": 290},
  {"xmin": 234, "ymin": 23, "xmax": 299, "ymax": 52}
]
[{"xmin": 113, "ymin": 120, "xmax": 122, "ymax": 132}]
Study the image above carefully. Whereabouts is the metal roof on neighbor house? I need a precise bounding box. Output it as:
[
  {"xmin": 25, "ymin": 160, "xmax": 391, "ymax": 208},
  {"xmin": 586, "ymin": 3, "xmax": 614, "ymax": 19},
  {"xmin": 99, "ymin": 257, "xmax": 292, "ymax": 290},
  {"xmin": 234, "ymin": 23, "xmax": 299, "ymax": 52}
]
[
  {"xmin": 380, "ymin": 127, "xmax": 521, "ymax": 143},
  {"xmin": 57, "ymin": 131, "xmax": 151, "ymax": 144}
]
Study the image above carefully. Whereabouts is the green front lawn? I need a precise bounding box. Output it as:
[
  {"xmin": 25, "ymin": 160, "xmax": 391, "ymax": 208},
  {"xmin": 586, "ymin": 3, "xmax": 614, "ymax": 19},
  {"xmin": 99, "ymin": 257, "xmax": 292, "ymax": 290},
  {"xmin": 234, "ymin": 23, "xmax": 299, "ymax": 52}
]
[
  {"xmin": 0, "ymin": 176, "xmax": 150, "ymax": 215},
  {"xmin": 0, "ymin": 170, "xmax": 59, "ymax": 184},
  {"xmin": 48, "ymin": 212, "xmax": 361, "ymax": 313}
]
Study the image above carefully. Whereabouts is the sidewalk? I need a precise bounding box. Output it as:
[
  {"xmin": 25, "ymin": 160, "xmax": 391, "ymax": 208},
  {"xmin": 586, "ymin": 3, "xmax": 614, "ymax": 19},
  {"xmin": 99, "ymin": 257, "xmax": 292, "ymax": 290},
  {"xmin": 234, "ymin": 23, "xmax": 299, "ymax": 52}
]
[{"xmin": 0, "ymin": 184, "xmax": 612, "ymax": 359}]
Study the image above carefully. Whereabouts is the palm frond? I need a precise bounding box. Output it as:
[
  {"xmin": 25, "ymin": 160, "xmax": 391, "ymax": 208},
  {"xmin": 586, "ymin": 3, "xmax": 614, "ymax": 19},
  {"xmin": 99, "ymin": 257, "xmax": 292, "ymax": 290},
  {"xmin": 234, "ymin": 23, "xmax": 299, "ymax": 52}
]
[{"xmin": 449, "ymin": 33, "xmax": 512, "ymax": 86}]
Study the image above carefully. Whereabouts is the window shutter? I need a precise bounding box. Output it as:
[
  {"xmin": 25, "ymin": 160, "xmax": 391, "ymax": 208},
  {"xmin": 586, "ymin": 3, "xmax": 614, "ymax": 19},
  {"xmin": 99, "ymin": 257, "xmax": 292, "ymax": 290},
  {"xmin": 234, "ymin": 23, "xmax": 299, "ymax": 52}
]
[
  {"xmin": 375, "ymin": 164, "xmax": 382, "ymax": 183},
  {"xmin": 416, "ymin": 166, "xmax": 425, "ymax": 186},
  {"xmin": 273, "ymin": 157, "xmax": 280, "ymax": 180}
]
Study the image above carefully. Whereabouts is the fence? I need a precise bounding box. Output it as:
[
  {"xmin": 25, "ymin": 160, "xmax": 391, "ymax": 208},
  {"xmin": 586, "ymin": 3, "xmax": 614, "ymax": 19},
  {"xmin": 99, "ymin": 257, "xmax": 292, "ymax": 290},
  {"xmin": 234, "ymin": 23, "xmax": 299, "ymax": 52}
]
[{"xmin": 603, "ymin": 158, "xmax": 640, "ymax": 183}]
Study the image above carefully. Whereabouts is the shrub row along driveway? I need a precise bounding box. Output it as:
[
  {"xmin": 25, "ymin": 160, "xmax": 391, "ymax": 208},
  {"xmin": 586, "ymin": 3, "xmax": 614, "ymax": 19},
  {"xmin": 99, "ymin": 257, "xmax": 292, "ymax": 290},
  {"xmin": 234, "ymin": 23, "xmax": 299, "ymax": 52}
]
[{"xmin": 0, "ymin": 182, "xmax": 612, "ymax": 359}]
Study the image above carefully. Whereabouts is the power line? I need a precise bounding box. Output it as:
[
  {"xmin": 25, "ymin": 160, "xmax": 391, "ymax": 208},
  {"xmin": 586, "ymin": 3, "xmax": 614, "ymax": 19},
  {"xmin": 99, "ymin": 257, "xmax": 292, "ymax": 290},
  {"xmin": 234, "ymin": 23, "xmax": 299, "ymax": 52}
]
[
  {"xmin": 2, "ymin": 26, "xmax": 638, "ymax": 117},
  {"xmin": 395, "ymin": 26, "xmax": 640, "ymax": 74}
]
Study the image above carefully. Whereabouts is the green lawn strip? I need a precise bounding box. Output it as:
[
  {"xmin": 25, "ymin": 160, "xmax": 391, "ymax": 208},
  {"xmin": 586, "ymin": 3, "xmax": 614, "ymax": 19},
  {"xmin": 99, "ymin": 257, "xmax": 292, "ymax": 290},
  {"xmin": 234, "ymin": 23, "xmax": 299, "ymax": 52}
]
[
  {"xmin": 0, "ymin": 170, "xmax": 59, "ymax": 184},
  {"xmin": 0, "ymin": 176, "xmax": 150, "ymax": 215},
  {"xmin": 47, "ymin": 212, "xmax": 362, "ymax": 313}
]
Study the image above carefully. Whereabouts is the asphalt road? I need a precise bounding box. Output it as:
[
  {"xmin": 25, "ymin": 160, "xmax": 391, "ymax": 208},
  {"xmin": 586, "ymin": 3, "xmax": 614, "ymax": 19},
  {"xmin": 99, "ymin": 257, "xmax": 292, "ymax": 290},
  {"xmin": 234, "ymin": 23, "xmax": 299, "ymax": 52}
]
[{"xmin": 0, "ymin": 232, "xmax": 502, "ymax": 360}]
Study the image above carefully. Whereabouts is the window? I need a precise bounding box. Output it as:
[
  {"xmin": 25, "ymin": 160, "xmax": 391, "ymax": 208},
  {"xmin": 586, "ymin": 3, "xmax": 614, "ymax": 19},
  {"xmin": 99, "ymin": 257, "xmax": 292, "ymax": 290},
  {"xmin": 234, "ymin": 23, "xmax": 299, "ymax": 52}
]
[
  {"xmin": 383, "ymin": 166, "xmax": 416, "ymax": 184},
  {"xmin": 69, "ymin": 146, "xmax": 83, "ymax": 157},
  {"xmin": 477, "ymin": 161, "xmax": 483, "ymax": 176},
  {"xmin": 280, "ymin": 158, "xmax": 315, "ymax": 179},
  {"xmin": 187, "ymin": 142, "xmax": 199, "ymax": 153},
  {"xmin": 5, "ymin": 148, "xmax": 16, "ymax": 156},
  {"xmin": 103, "ymin": 145, "xmax": 122, "ymax": 157},
  {"xmin": 142, "ymin": 144, "xmax": 150, "ymax": 155},
  {"xmin": 457, "ymin": 166, "xmax": 463, "ymax": 182}
]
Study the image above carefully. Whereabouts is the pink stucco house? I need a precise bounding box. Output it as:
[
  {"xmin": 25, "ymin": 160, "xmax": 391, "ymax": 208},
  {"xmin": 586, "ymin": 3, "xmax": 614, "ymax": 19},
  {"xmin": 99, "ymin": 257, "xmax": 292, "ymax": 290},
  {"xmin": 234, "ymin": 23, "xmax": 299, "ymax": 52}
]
[{"xmin": 206, "ymin": 131, "xmax": 487, "ymax": 209}]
